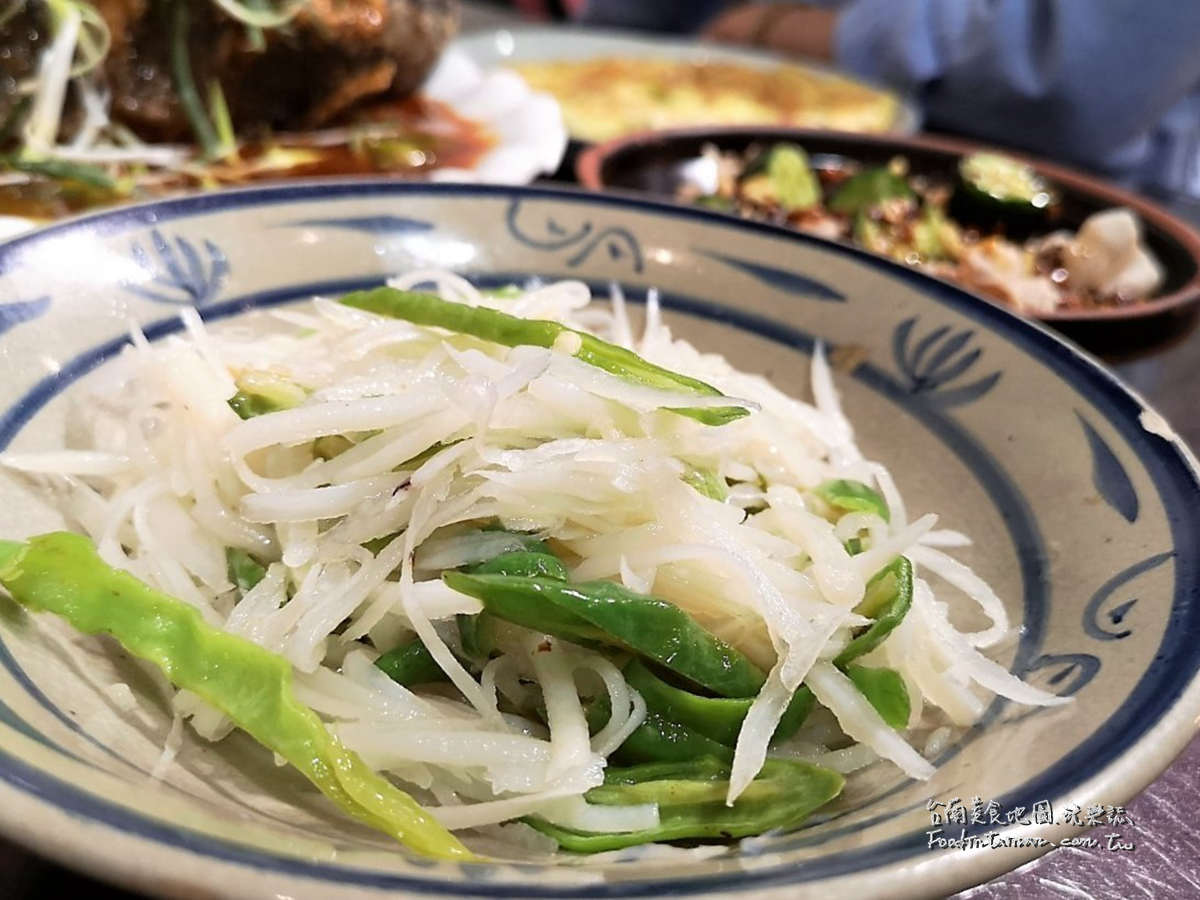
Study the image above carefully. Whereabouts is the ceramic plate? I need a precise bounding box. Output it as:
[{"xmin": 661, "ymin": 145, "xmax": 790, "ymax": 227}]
[
  {"xmin": 420, "ymin": 47, "xmax": 567, "ymax": 184},
  {"xmin": 0, "ymin": 182, "xmax": 1197, "ymax": 899},
  {"xmin": 452, "ymin": 26, "xmax": 922, "ymax": 138}
]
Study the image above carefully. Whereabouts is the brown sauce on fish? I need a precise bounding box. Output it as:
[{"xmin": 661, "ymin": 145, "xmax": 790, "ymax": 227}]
[{"xmin": 0, "ymin": 96, "xmax": 494, "ymax": 222}]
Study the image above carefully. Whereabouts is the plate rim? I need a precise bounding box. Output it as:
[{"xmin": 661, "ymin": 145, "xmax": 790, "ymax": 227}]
[
  {"xmin": 0, "ymin": 179, "xmax": 1197, "ymax": 898},
  {"xmin": 450, "ymin": 24, "xmax": 923, "ymax": 137}
]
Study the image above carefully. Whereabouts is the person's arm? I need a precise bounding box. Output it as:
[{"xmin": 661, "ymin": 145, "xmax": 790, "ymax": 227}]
[
  {"xmin": 705, "ymin": 4, "xmax": 837, "ymax": 60},
  {"xmin": 838, "ymin": 0, "xmax": 1200, "ymax": 170},
  {"xmin": 706, "ymin": 1, "xmax": 1200, "ymax": 181}
]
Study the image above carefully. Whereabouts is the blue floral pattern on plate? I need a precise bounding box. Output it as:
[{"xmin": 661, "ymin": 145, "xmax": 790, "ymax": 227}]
[
  {"xmin": 125, "ymin": 230, "xmax": 230, "ymax": 306},
  {"xmin": 691, "ymin": 248, "xmax": 844, "ymax": 301},
  {"xmin": 1077, "ymin": 411, "xmax": 1140, "ymax": 523},
  {"xmin": 283, "ymin": 215, "xmax": 434, "ymax": 235},
  {"xmin": 1022, "ymin": 653, "xmax": 1103, "ymax": 698},
  {"xmin": 0, "ymin": 297, "xmax": 50, "ymax": 337},
  {"xmin": 1083, "ymin": 551, "xmax": 1174, "ymax": 641},
  {"xmin": 892, "ymin": 317, "xmax": 1002, "ymax": 407},
  {"xmin": 505, "ymin": 198, "xmax": 644, "ymax": 271}
]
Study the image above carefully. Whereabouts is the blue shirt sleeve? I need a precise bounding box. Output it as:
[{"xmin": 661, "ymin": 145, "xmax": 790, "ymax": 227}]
[{"xmin": 835, "ymin": 0, "xmax": 1200, "ymax": 191}]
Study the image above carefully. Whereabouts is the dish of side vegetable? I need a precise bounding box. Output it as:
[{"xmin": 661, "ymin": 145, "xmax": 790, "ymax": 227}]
[
  {"xmin": 578, "ymin": 128, "xmax": 1200, "ymax": 323},
  {"xmin": 0, "ymin": 276, "xmax": 1043, "ymax": 859},
  {"xmin": 2, "ymin": 182, "xmax": 1200, "ymax": 900}
]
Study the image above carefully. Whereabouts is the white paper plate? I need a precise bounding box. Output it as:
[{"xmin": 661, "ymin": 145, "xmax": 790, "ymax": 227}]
[{"xmin": 422, "ymin": 47, "xmax": 568, "ymax": 183}]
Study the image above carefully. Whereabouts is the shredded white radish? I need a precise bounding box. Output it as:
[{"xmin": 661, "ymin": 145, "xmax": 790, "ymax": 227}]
[
  {"xmin": 426, "ymin": 773, "xmax": 602, "ymax": 830},
  {"xmin": 530, "ymin": 638, "xmax": 596, "ymax": 783},
  {"xmin": 908, "ymin": 544, "xmax": 1010, "ymax": 647},
  {"xmin": 0, "ymin": 450, "xmax": 133, "ymax": 476},
  {"xmin": 806, "ymin": 662, "xmax": 936, "ymax": 780},
  {"xmin": 149, "ymin": 713, "xmax": 185, "ymax": 781},
  {"xmin": 911, "ymin": 580, "xmax": 1068, "ymax": 708},
  {"xmin": 816, "ymin": 742, "xmax": 879, "ymax": 775},
  {"xmin": 7, "ymin": 272, "xmax": 1068, "ymax": 854},
  {"xmin": 536, "ymin": 795, "xmax": 659, "ymax": 833},
  {"xmin": 728, "ymin": 660, "xmax": 794, "ymax": 804},
  {"xmin": 23, "ymin": 2, "xmax": 80, "ymax": 152},
  {"xmin": 920, "ymin": 528, "xmax": 972, "ymax": 548}
]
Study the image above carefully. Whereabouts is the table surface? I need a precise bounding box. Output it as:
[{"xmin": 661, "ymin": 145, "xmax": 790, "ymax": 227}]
[{"xmin": 3, "ymin": 10, "xmax": 1200, "ymax": 898}]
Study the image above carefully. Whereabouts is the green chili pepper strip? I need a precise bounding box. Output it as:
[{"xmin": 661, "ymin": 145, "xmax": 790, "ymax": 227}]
[
  {"xmin": 227, "ymin": 374, "xmax": 306, "ymax": 421},
  {"xmin": 816, "ymin": 478, "xmax": 890, "ymax": 523},
  {"xmin": 526, "ymin": 757, "xmax": 843, "ymax": 852},
  {"xmin": 623, "ymin": 659, "xmax": 812, "ymax": 747},
  {"xmin": 616, "ymin": 711, "xmax": 735, "ymax": 765},
  {"xmin": 834, "ymin": 556, "xmax": 913, "ymax": 666},
  {"xmin": 338, "ymin": 288, "xmax": 749, "ymax": 427},
  {"xmin": 456, "ymin": 612, "xmax": 496, "ymax": 664},
  {"xmin": 844, "ymin": 664, "xmax": 910, "ymax": 730},
  {"xmin": 0, "ymin": 533, "xmax": 471, "ymax": 861},
  {"xmin": 586, "ymin": 694, "xmax": 733, "ymax": 764},
  {"xmin": 456, "ymin": 547, "xmax": 571, "ymax": 658},
  {"xmin": 228, "ymin": 384, "xmax": 306, "ymax": 420},
  {"xmin": 228, "ymin": 390, "xmax": 279, "ymax": 420},
  {"xmin": 468, "ymin": 550, "xmax": 568, "ymax": 580},
  {"xmin": 360, "ymin": 532, "xmax": 399, "ymax": 556},
  {"xmin": 599, "ymin": 755, "xmax": 728, "ymax": 786},
  {"xmin": 225, "ymin": 547, "xmax": 267, "ymax": 594},
  {"xmin": 443, "ymin": 572, "xmax": 765, "ymax": 697},
  {"xmin": 375, "ymin": 638, "xmax": 450, "ymax": 687},
  {"xmin": 681, "ymin": 466, "xmax": 728, "ymax": 501}
]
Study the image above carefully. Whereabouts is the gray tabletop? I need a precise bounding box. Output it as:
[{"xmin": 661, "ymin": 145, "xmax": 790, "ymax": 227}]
[{"xmin": 2, "ymin": 10, "xmax": 1199, "ymax": 897}]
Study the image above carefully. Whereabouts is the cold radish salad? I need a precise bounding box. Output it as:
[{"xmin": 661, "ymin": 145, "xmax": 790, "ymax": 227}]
[{"xmin": 0, "ymin": 274, "xmax": 1066, "ymax": 859}]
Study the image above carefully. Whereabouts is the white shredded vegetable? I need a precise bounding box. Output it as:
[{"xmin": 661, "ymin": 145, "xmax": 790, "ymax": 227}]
[{"xmin": 10, "ymin": 273, "xmax": 1071, "ymax": 855}]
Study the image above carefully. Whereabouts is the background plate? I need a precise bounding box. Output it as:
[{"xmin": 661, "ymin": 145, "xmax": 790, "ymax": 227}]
[
  {"xmin": 453, "ymin": 25, "xmax": 922, "ymax": 137},
  {"xmin": 577, "ymin": 127, "xmax": 1200, "ymax": 327}
]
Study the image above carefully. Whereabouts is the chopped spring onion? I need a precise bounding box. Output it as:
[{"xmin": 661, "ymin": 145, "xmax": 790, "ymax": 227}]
[
  {"xmin": 22, "ymin": 0, "xmax": 79, "ymax": 153},
  {"xmin": 4, "ymin": 154, "xmax": 114, "ymax": 188},
  {"xmin": 169, "ymin": 0, "xmax": 220, "ymax": 160},
  {"xmin": 207, "ymin": 79, "xmax": 237, "ymax": 161},
  {"xmin": 211, "ymin": 0, "xmax": 311, "ymax": 28},
  {"xmin": 63, "ymin": 0, "xmax": 111, "ymax": 78}
]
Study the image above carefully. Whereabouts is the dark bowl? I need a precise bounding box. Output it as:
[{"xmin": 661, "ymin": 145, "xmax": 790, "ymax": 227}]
[{"xmin": 577, "ymin": 127, "xmax": 1200, "ymax": 326}]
